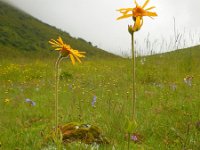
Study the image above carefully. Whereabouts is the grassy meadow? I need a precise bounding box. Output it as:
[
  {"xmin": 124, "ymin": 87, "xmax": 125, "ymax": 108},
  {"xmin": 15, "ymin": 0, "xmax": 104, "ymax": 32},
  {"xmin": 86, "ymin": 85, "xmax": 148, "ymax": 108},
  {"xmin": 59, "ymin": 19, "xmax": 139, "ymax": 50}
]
[{"xmin": 1, "ymin": 46, "xmax": 200, "ymax": 149}]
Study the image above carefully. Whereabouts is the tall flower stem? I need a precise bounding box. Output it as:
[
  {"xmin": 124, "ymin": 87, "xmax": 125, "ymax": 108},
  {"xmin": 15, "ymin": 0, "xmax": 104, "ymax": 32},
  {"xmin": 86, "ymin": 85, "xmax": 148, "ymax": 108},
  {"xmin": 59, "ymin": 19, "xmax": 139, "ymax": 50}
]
[
  {"xmin": 55, "ymin": 55, "xmax": 63, "ymax": 137},
  {"xmin": 128, "ymin": 132, "xmax": 131, "ymax": 150},
  {"xmin": 131, "ymin": 32, "xmax": 136, "ymax": 120}
]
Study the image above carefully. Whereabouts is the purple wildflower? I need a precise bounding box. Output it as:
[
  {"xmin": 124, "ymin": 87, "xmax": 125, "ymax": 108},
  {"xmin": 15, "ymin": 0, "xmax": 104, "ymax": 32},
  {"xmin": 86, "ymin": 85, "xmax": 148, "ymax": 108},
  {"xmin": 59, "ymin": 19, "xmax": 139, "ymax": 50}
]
[
  {"xmin": 25, "ymin": 98, "xmax": 36, "ymax": 106},
  {"xmin": 91, "ymin": 96, "xmax": 97, "ymax": 107},
  {"xmin": 131, "ymin": 135, "xmax": 138, "ymax": 142}
]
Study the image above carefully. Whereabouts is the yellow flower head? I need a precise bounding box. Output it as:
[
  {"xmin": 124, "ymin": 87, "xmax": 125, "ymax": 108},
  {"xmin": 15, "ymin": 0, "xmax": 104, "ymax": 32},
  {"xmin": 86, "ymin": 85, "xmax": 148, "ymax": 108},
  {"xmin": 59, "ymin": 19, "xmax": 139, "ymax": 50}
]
[
  {"xmin": 117, "ymin": 0, "xmax": 157, "ymax": 32},
  {"xmin": 117, "ymin": 0, "xmax": 157, "ymax": 20},
  {"xmin": 49, "ymin": 37, "xmax": 85, "ymax": 65}
]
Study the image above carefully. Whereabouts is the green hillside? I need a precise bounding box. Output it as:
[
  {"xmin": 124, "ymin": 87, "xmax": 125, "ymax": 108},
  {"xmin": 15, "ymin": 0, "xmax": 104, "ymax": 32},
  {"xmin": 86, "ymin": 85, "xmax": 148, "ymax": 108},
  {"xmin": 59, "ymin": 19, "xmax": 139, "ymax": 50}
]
[
  {"xmin": 148, "ymin": 45, "xmax": 200, "ymax": 72},
  {"xmin": 0, "ymin": 1, "xmax": 118, "ymax": 59}
]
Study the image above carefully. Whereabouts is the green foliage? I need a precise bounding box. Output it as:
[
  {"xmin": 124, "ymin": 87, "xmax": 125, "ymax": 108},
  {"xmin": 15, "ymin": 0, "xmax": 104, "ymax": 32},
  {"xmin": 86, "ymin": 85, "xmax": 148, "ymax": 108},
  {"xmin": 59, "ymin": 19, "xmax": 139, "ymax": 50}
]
[{"xmin": 60, "ymin": 71, "xmax": 73, "ymax": 81}]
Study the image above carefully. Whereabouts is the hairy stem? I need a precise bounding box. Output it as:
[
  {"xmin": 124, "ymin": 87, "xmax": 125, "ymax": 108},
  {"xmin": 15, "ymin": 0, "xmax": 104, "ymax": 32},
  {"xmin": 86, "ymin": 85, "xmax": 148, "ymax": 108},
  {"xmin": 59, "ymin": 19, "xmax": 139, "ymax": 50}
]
[
  {"xmin": 131, "ymin": 32, "xmax": 136, "ymax": 120},
  {"xmin": 55, "ymin": 55, "xmax": 62, "ymax": 137}
]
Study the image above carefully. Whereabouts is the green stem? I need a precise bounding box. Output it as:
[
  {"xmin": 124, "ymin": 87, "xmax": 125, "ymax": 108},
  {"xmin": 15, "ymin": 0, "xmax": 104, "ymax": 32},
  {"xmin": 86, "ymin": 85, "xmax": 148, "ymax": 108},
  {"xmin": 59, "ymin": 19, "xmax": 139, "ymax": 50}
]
[
  {"xmin": 55, "ymin": 55, "xmax": 62, "ymax": 138},
  {"xmin": 128, "ymin": 132, "xmax": 130, "ymax": 150},
  {"xmin": 131, "ymin": 32, "xmax": 136, "ymax": 120}
]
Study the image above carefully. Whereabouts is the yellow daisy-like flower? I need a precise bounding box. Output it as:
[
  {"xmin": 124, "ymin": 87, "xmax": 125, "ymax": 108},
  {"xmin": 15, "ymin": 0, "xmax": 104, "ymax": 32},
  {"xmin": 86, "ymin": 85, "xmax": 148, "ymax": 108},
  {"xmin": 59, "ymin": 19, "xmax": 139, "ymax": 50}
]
[
  {"xmin": 49, "ymin": 37, "xmax": 85, "ymax": 65},
  {"xmin": 117, "ymin": 0, "xmax": 157, "ymax": 31},
  {"xmin": 117, "ymin": 0, "xmax": 157, "ymax": 20}
]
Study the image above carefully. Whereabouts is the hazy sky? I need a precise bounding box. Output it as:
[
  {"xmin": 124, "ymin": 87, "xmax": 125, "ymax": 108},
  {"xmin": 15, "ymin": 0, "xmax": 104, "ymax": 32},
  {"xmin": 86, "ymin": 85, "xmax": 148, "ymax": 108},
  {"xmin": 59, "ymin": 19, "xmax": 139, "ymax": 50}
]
[{"xmin": 3, "ymin": 0, "xmax": 200, "ymax": 55}]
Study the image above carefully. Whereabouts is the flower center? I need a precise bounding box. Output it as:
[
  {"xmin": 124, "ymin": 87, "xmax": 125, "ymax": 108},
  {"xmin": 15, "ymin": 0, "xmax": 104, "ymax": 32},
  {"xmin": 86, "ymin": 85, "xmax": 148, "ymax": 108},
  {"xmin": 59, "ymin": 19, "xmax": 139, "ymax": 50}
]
[
  {"xmin": 60, "ymin": 45, "xmax": 71, "ymax": 57},
  {"xmin": 133, "ymin": 7, "xmax": 145, "ymax": 17}
]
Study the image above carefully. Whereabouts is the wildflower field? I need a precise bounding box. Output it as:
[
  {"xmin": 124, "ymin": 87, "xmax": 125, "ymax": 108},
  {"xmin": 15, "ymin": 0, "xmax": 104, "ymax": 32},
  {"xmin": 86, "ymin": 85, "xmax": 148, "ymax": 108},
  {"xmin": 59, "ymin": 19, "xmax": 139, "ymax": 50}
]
[{"xmin": 1, "ymin": 46, "xmax": 200, "ymax": 149}]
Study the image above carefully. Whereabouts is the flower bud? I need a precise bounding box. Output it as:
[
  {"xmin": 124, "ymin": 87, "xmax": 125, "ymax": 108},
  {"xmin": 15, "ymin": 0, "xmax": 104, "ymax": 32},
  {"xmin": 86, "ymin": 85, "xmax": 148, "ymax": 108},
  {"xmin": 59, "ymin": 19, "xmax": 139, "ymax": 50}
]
[{"xmin": 128, "ymin": 25, "xmax": 134, "ymax": 34}]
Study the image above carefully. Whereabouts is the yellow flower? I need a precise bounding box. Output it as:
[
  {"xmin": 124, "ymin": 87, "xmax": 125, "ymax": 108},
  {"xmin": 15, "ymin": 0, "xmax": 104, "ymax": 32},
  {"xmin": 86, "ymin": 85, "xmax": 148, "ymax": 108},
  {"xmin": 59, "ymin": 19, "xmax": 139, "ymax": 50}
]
[
  {"xmin": 49, "ymin": 37, "xmax": 85, "ymax": 65},
  {"xmin": 4, "ymin": 98, "xmax": 10, "ymax": 103},
  {"xmin": 117, "ymin": 0, "xmax": 157, "ymax": 20},
  {"xmin": 117, "ymin": 0, "xmax": 157, "ymax": 32}
]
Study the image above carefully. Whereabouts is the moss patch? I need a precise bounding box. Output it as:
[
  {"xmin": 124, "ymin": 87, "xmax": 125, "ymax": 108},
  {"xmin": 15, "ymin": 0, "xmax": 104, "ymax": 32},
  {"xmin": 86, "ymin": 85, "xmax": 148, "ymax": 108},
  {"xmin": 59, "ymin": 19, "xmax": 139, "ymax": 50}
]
[{"xmin": 59, "ymin": 122, "xmax": 109, "ymax": 145}]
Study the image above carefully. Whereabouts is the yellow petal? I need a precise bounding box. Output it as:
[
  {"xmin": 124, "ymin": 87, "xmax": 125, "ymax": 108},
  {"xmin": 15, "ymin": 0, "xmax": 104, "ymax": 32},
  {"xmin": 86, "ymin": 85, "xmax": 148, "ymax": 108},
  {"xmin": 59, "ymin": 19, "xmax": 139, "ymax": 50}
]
[
  {"xmin": 74, "ymin": 54, "xmax": 82, "ymax": 63},
  {"xmin": 73, "ymin": 51, "xmax": 85, "ymax": 57},
  {"xmin": 49, "ymin": 41, "xmax": 60, "ymax": 47},
  {"xmin": 136, "ymin": 17, "xmax": 140, "ymax": 26},
  {"xmin": 133, "ymin": 17, "xmax": 143, "ymax": 32},
  {"xmin": 134, "ymin": 17, "xmax": 140, "ymax": 30},
  {"xmin": 145, "ymin": 6, "xmax": 155, "ymax": 11},
  {"xmin": 134, "ymin": 0, "xmax": 139, "ymax": 6},
  {"xmin": 117, "ymin": 8, "xmax": 133, "ymax": 15},
  {"xmin": 144, "ymin": 11, "xmax": 157, "ymax": 16},
  {"xmin": 57, "ymin": 37, "xmax": 64, "ymax": 44},
  {"xmin": 69, "ymin": 54, "xmax": 75, "ymax": 65},
  {"xmin": 117, "ymin": 14, "xmax": 133, "ymax": 20},
  {"xmin": 55, "ymin": 48, "xmax": 62, "ymax": 51},
  {"xmin": 142, "ymin": 0, "xmax": 150, "ymax": 9},
  {"xmin": 77, "ymin": 53, "xmax": 85, "ymax": 58},
  {"xmin": 117, "ymin": 8, "xmax": 132, "ymax": 12},
  {"xmin": 51, "ymin": 39, "xmax": 61, "ymax": 46},
  {"xmin": 78, "ymin": 51, "xmax": 86, "ymax": 54},
  {"xmin": 48, "ymin": 40, "xmax": 57, "ymax": 45}
]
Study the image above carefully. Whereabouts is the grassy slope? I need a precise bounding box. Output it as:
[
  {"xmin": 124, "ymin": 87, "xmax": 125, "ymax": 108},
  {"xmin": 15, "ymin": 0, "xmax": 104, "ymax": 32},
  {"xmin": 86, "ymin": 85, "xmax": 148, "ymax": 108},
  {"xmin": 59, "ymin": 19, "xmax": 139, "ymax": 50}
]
[{"xmin": 0, "ymin": 1, "xmax": 118, "ymax": 59}]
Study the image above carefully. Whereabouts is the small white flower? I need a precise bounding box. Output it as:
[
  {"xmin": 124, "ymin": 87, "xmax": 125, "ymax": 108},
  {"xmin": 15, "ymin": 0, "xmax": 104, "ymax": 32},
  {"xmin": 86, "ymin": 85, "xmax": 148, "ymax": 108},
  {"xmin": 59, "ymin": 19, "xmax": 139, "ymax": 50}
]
[
  {"xmin": 140, "ymin": 58, "xmax": 146, "ymax": 65},
  {"xmin": 184, "ymin": 76, "xmax": 193, "ymax": 86},
  {"xmin": 170, "ymin": 83, "xmax": 177, "ymax": 91}
]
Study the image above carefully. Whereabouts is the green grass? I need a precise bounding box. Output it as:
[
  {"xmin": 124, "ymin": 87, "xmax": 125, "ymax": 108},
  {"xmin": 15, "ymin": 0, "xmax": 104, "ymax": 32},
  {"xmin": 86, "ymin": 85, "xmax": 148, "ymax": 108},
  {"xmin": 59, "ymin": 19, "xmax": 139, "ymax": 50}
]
[{"xmin": 0, "ymin": 46, "xmax": 200, "ymax": 149}]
